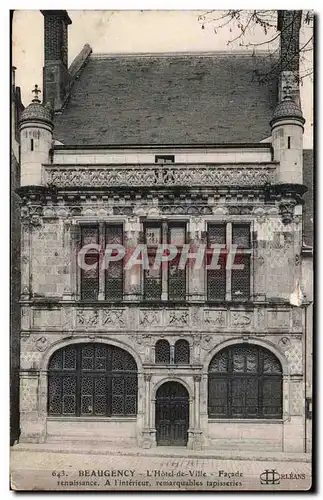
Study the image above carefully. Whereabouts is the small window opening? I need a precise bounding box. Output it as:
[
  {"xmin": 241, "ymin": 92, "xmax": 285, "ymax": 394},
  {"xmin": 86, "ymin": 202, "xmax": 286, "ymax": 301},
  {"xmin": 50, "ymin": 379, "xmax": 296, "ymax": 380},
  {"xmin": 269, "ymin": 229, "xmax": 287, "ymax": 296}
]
[
  {"xmin": 287, "ymin": 136, "xmax": 291, "ymax": 149},
  {"xmin": 155, "ymin": 155, "xmax": 175, "ymax": 164},
  {"xmin": 30, "ymin": 139, "xmax": 34, "ymax": 151}
]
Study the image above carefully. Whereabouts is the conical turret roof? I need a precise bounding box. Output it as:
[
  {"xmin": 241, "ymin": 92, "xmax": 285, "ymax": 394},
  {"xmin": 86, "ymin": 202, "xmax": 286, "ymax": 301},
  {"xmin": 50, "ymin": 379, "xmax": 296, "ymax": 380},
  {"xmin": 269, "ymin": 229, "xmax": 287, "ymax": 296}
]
[
  {"xmin": 271, "ymin": 95, "xmax": 305, "ymax": 126},
  {"xmin": 20, "ymin": 85, "xmax": 53, "ymax": 126}
]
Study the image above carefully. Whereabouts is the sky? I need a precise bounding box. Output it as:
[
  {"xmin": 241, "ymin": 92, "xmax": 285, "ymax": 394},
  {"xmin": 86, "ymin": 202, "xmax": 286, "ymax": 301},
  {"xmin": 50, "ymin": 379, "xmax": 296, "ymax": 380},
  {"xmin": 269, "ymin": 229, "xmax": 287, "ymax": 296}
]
[{"xmin": 12, "ymin": 9, "xmax": 313, "ymax": 148}]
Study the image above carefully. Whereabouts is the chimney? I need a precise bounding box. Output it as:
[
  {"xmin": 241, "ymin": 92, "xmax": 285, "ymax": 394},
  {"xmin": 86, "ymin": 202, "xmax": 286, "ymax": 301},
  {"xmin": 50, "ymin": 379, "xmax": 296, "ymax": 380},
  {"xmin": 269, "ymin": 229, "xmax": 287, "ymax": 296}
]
[
  {"xmin": 41, "ymin": 10, "xmax": 72, "ymax": 111},
  {"xmin": 277, "ymin": 10, "xmax": 302, "ymax": 105}
]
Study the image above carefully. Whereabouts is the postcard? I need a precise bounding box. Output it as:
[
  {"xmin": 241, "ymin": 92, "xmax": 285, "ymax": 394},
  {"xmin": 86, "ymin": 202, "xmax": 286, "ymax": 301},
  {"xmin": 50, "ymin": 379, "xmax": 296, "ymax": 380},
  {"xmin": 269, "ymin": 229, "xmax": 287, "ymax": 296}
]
[{"xmin": 10, "ymin": 9, "xmax": 313, "ymax": 491}]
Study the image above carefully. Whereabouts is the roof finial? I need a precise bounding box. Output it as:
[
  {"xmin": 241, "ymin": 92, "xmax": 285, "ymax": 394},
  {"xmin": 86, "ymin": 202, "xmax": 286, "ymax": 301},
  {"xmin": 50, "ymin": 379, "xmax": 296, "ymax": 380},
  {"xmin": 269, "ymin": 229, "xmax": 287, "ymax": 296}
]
[{"xmin": 32, "ymin": 84, "xmax": 41, "ymax": 103}]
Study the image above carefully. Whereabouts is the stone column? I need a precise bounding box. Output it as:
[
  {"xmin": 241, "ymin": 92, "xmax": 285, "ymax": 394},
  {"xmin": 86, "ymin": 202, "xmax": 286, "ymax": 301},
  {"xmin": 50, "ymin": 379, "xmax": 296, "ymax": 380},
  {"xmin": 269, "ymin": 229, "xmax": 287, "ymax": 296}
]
[
  {"xmin": 141, "ymin": 373, "xmax": 156, "ymax": 448},
  {"xmin": 141, "ymin": 374, "xmax": 155, "ymax": 448},
  {"xmin": 188, "ymin": 218, "xmax": 206, "ymax": 302},
  {"xmin": 192, "ymin": 375, "xmax": 203, "ymax": 450},
  {"xmin": 187, "ymin": 393, "xmax": 195, "ymax": 449},
  {"xmin": 194, "ymin": 375, "xmax": 201, "ymax": 430},
  {"xmin": 200, "ymin": 373, "xmax": 209, "ymax": 447},
  {"xmin": 124, "ymin": 217, "xmax": 142, "ymax": 301},
  {"xmin": 144, "ymin": 374, "xmax": 151, "ymax": 428}
]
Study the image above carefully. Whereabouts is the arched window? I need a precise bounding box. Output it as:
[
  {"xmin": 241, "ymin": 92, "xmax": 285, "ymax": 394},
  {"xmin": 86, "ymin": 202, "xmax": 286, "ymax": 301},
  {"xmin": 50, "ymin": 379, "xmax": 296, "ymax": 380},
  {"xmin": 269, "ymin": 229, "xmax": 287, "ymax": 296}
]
[
  {"xmin": 208, "ymin": 344, "xmax": 282, "ymax": 419},
  {"xmin": 48, "ymin": 343, "xmax": 137, "ymax": 417},
  {"xmin": 174, "ymin": 339, "xmax": 190, "ymax": 364},
  {"xmin": 155, "ymin": 340, "xmax": 170, "ymax": 364}
]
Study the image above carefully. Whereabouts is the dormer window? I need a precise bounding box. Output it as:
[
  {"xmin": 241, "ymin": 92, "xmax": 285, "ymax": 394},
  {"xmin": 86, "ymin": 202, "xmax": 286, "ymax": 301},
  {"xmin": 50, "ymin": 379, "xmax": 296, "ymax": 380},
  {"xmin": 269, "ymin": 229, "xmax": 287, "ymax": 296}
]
[{"xmin": 155, "ymin": 155, "xmax": 175, "ymax": 164}]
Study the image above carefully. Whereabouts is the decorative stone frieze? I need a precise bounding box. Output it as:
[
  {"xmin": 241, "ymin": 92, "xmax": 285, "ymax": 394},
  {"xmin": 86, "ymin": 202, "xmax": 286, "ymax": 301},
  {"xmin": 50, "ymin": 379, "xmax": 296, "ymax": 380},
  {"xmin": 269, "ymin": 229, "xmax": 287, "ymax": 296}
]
[{"xmin": 28, "ymin": 304, "xmax": 305, "ymax": 335}]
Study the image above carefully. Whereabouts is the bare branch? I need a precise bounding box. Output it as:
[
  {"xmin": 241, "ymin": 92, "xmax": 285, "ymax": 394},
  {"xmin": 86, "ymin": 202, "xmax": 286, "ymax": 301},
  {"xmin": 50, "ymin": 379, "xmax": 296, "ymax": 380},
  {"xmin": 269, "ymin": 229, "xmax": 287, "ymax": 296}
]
[{"xmin": 198, "ymin": 9, "xmax": 314, "ymax": 83}]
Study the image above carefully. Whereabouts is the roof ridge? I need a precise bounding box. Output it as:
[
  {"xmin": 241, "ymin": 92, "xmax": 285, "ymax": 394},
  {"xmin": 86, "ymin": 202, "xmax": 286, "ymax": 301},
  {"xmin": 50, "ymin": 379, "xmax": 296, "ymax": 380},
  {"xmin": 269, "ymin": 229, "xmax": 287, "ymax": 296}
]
[{"xmin": 90, "ymin": 50, "xmax": 274, "ymax": 58}]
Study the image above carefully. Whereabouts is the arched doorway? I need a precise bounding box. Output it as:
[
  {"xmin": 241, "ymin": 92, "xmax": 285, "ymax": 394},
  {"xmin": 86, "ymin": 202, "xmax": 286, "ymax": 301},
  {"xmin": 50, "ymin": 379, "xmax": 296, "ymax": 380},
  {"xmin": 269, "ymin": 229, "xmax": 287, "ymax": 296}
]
[{"xmin": 155, "ymin": 381, "xmax": 189, "ymax": 446}]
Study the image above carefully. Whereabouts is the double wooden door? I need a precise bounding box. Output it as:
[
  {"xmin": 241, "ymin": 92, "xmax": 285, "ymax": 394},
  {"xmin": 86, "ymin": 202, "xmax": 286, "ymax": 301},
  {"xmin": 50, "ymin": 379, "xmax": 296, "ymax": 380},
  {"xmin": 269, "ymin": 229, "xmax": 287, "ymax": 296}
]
[{"xmin": 156, "ymin": 382, "xmax": 189, "ymax": 446}]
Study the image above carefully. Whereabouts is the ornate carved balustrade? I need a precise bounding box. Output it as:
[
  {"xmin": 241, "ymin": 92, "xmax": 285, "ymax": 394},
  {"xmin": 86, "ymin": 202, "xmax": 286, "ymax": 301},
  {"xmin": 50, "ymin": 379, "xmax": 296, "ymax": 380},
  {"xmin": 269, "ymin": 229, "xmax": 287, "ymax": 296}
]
[{"xmin": 43, "ymin": 163, "xmax": 277, "ymax": 188}]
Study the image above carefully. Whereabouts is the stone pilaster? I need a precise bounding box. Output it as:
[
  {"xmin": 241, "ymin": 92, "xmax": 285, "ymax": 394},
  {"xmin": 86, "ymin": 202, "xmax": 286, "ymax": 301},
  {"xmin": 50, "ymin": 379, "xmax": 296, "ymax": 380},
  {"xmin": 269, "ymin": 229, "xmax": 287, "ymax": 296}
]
[
  {"xmin": 191, "ymin": 375, "xmax": 203, "ymax": 450},
  {"xmin": 187, "ymin": 218, "xmax": 206, "ymax": 302},
  {"xmin": 141, "ymin": 374, "xmax": 155, "ymax": 448},
  {"xmin": 62, "ymin": 218, "xmax": 73, "ymax": 300},
  {"xmin": 98, "ymin": 221, "xmax": 105, "ymax": 300},
  {"xmin": 124, "ymin": 218, "xmax": 142, "ymax": 301},
  {"xmin": 21, "ymin": 221, "xmax": 31, "ymax": 300}
]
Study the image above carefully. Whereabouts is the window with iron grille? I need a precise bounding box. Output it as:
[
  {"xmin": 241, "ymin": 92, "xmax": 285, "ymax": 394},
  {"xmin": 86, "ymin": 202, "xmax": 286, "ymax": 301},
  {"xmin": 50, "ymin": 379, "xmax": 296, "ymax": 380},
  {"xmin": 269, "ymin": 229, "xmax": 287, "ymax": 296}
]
[
  {"xmin": 155, "ymin": 339, "xmax": 190, "ymax": 365},
  {"xmin": 168, "ymin": 224, "xmax": 186, "ymax": 301},
  {"xmin": 143, "ymin": 221, "xmax": 187, "ymax": 301},
  {"xmin": 48, "ymin": 343, "xmax": 137, "ymax": 417},
  {"xmin": 80, "ymin": 224, "xmax": 124, "ymax": 301},
  {"xmin": 207, "ymin": 223, "xmax": 251, "ymax": 301},
  {"xmin": 155, "ymin": 339, "xmax": 171, "ymax": 364},
  {"xmin": 208, "ymin": 344, "xmax": 282, "ymax": 419},
  {"xmin": 174, "ymin": 339, "xmax": 190, "ymax": 364}
]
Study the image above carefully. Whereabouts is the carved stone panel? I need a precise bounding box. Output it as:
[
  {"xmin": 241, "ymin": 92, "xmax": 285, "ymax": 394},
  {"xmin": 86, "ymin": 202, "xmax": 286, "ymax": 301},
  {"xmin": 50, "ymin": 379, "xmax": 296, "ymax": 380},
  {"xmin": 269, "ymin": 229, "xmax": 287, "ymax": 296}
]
[
  {"xmin": 139, "ymin": 310, "xmax": 162, "ymax": 328},
  {"xmin": 102, "ymin": 309, "xmax": 126, "ymax": 329},
  {"xmin": 76, "ymin": 309, "xmax": 99, "ymax": 328},
  {"xmin": 167, "ymin": 310, "xmax": 189, "ymax": 327},
  {"xmin": 204, "ymin": 310, "xmax": 226, "ymax": 328},
  {"xmin": 230, "ymin": 311, "xmax": 253, "ymax": 329}
]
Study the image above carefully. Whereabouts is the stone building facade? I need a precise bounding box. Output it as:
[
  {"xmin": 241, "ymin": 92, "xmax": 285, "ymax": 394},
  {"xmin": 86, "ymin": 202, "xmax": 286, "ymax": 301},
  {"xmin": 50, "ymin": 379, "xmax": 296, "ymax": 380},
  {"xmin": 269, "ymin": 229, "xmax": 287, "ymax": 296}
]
[{"xmin": 16, "ymin": 10, "xmax": 312, "ymax": 452}]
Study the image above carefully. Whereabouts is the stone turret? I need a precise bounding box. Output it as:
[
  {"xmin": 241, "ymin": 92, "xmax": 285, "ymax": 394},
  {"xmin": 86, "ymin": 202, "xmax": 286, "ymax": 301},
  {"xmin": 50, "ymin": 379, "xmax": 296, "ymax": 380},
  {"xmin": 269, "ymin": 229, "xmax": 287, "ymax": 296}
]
[
  {"xmin": 19, "ymin": 85, "xmax": 54, "ymax": 186},
  {"xmin": 270, "ymin": 93, "xmax": 305, "ymax": 185}
]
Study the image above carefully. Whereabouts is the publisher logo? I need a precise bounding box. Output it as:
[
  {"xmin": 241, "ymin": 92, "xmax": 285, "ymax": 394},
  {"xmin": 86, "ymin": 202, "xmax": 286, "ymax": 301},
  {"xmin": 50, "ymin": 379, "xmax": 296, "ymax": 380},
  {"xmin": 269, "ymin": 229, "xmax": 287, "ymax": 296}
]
[{"xmin": 260, "ymin": 469, "xmax": 280, "ymax": 485}]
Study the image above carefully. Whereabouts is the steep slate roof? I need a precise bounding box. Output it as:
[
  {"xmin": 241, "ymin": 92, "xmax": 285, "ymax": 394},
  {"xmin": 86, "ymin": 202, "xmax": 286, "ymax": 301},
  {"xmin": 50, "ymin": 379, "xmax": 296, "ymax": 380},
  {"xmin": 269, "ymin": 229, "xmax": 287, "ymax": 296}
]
[
  {"xmin": 53, "ymin": 52, "xmax": 278, "ymax": 146},
  {"xmin": 303, "ymin": 149, "xmax": 314, "ymax": 247}
]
